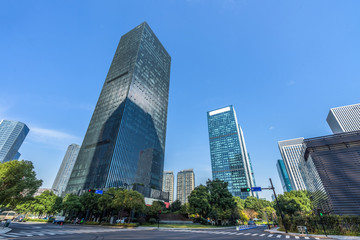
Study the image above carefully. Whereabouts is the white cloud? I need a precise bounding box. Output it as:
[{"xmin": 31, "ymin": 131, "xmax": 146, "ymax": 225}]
[{"xmin": 27, "ymin": 127, "xmax": 80, "ymax": 149}]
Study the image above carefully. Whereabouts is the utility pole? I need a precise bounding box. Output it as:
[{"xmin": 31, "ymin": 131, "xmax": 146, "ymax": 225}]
[{"xmin": 269, "ymin": 178, "xmax": 288, "ymax": 233}]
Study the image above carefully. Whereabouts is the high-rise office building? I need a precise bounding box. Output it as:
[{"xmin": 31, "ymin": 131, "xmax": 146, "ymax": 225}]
[
  {"xmin": 52, "ymin": 144, "xmax": 80, "ymax": 196},
  {"xmin": 66, "ymin": 22, "xmax": 171, "ymax": 195},
  {"xmin": 276, "ymin": 159, "xmax": 293, "ymax": 192},
  {"xmin": 207, "ymin": 106, "xmax": 256, "ymax": 199},
  {"xmin": 177, "ymin": 169, "xmax": 195, "ymax": 204},
  {"xmin": 300, "ymin": 131, "xmax": 360, "ymax": 215},
  {"xmin": 326, "ymin": 103, "xmax": 360, "ymax": 134},
  {"xmin": 278, "ymin": 138, "xmax": 306, "ymax": 191},
  {"xmin": 162, "ymin": 171, "xmax": 174, "ymax": 203},
  {"xmin": 0, "ymin": 120, "xmax": 29, "ymax": 163}
]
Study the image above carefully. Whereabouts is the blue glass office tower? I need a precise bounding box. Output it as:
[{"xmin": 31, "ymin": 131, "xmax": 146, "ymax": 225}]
[
  {"xmin": 66, "ymin": 22, "xmax": 171, "ymax": 194},
  {"xmin": 276, "ymin": 159, "xmax": 293, "ymax": 192},
  {"xmin": 0, "ymin": 120, "xmax": 29, "ymax": 163},
  {"xmin": 207, "ymin": 106, "xmax": 256, "ymax": 199}
]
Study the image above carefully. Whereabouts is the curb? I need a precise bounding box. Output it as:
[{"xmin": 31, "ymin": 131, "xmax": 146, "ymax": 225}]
[
  {"xmin": 139, "ymin": 226, "xmax": 236, "ymax": 230},
  {"xmin": 265, "ymin": 228, "xmax": 360, "ymax": 240}
]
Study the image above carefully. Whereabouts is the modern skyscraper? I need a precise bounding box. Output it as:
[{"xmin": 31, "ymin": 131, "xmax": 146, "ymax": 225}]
[
  {"xmin": 300, "ymin": 131, "xmax": 360, "ymax": 215},
  {"xmin": 326, "ymin": 103, "xmax": 360, "ymax": 134},
  {"xmin": 278, "ymin": 138, "xmax": 306, "ymax": 191},
  {"xmin": 207, "ymin": 106, "xmax": 256, "ymax": 199},
  {"xmin": 176, "ymin": 169, "xmax": 195, "ymax": 204},
  {"xmin": 0, "ymin": 120, "xmax": 29, "ymax": 163},
  {"xmin": 52, "ymin": 144, "xmax": 80, "ymax": 196},
  {"xmin": 276, "ymin": 159, "xmax": 293, "ymax": 192},
  {"xmin": 162, "ymin": 171, "xmax": 174, "ymax": 203},
  {"xmin": 66, "ymin": 22, "xmax": 171, "ymax": 195}
]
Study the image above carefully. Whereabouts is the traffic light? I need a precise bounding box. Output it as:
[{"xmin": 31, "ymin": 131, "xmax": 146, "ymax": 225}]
[
  {"xmin": 241, "ymin": 188, "xmax": 251, "ymax": 192},
  {"xmin": 88, "ymin": 189, "xmax": 95, "ymax": 193},
  {"xmin": 319, "ymin": 212, "xmax": 323, "ymax": 217}
]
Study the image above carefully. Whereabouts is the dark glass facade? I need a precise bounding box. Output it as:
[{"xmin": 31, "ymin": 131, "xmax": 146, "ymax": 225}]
[
  {"xmin": 300, "ymin": 131, "xmax": 360, "ymax": 215},
  {"xmin": 66, "ymin": 22, "xmax": 171, "ymax": 194},
  {"xmin": 276, "ymin": 159, "xmax": 293, "ymax": 192},
  {"xmin": 207, "ymin": 106, "xmax": 256, "ymax": 199}
]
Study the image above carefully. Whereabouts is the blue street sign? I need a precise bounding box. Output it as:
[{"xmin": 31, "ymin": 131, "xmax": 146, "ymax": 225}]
[
  {"xmin": 95, "ymin": 190, "xmax": 103, "ymax": 195},
  {"xmin": 251, "ymin": 187, "xmax": 262, "ymax": 192}
]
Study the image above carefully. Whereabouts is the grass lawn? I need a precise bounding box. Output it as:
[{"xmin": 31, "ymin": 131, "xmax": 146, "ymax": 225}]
[{"xmin": 141, "ymin": 224, "xmax": 235, "ymax": 228}]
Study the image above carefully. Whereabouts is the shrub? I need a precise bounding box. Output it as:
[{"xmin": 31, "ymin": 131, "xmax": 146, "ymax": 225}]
[
  {"xmin": 85, "ymin": 221, "xmax": 100, "ymax": 225},
  {"xmin": 24, "ymin": 219, "xmax": 49, "ymax": 222},
  {"xmin": 149, "ymin": 218, "xmax": 157, "ymax": 224}
]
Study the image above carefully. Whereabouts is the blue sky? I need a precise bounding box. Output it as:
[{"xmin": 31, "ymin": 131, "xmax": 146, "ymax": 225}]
[{"xmin": 1, "ymin": 0, "xmax": 360, "ymax": 200}]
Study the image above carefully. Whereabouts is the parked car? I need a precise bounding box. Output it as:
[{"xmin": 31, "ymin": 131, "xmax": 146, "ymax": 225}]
[
  {"xmin": 0, "ymin": 211, "xmax": 16, "ymax": 221},
  {"xmin": 247, "ymin": 220, "xmax": 256, "ymax": 225},
  {"xmin": 13, "ymin": 216, "xmax": 25, "ymax": 222},
  {"xmin": 116, "ymin": 218, "xmax": 127, "ymax": 224}
]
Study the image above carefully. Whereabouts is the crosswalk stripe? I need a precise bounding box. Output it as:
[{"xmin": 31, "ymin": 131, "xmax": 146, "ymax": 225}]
[
  {"xmin": 315, "ymin": 238, "xmax": 320, "ymax": 239},
  {"xmin": 268, "ymin": 234, "xmax": 274, "ymax": 237},
  {"xmin": 3, "ymin": 234, "xmax": 20, "ymax": 237},
  {"xmin": 286, "ymin": 235, "xmax": 290, "ymax": 238},
  {"xmin": 295, "ymin": 236, "xmax": 299, "ymax": 239},
  {"xmin": 277, "ymin": 235, "xmax": 282, "ymax": 238},
  {"xmin": 244, "ymin": 233, "xmax": 251, "ymax": 235},
  {"xmin": 252, "ymin": 233, "xmax": 258, "ymax": 236},
  {"xmin": 236, "ymin": 233, "xmax": 244, "ymax": 235},
  {"xmin": 260, "ymin": 234, "xmax": 266, "ymax": 236},
  {"xmin": 305, "ymin": 237, "xmax": 309, "ymax": 239}
]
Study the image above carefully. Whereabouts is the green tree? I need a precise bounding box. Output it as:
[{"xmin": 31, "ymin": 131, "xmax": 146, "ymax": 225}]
[
  {"xmin": 276, "ymin": 190, "xmax": 313, "ymax": 216},
  {"xmin": 147, "ymin": 201, "xmax": 165, "ymax": 218},
  {"xmin": 207, "ymin": 179, "xmax": 236, "ymax": 224},
  {"xmin": 33, "ymin": 190, "xmax": 60, "ymax": 216},
  {"xmin": 0, "ymin": 160, "xmax": 42, "ymax": 208},
  {"xmin": 188, "ymin": 185, "xmax": 210, "ymax": 218},
  {"xmin": 80, "ymin": 192, "xmax": 100, "ymax": 220},
  {"xmin": 112, "ymin": 188, "xmax": 126, "ymax": 219},
  {"xmin": 244, "ymin": 196, "xmax": 272, "ymax": 219},
  {"xmin": 170, "ymin": 200, "xmax": 182, "ymax": 212},
  {"xmin": 62, "ymin": 194, "xmax": 82, "ymax": 216},
  {"xmin": 233, "ymin": 196, "xmax": 245, "ymax": 211},
  {"xmin": 123, "ymin": 190, "xmax": 145, "ymax": 222}
]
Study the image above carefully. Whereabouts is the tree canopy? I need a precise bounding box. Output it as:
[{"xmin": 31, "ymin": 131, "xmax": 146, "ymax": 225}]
[
  {"xmin": 275, "ymin": 190, "xmax": 313, "ymax": 216},
  {"xmin": 0, "ymin": 160, "xmax": 42, "ymax": 208}
]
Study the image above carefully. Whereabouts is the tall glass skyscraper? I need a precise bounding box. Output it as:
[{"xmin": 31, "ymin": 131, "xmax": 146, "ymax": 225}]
[
  {"xmin": 276, "ymin": 159, "xmax": 293, "ymax": 192},
  {"xmin": 278, "ymin": 138, "xmax": 306, "ymax": 191},
  {"xmin": 207, "ymin": 106, "xmax": 256, "ymax": 199},
  {"xmin": 0, "ymin": 120, "xmax": 29, "ymax": 163},
  {"xmin": 52, "ymin": 144, "xmax": 80, "ymax": 196},
  {"xmin": 66, "ymin": 22, "xmax": 171, "ymax": 194}
]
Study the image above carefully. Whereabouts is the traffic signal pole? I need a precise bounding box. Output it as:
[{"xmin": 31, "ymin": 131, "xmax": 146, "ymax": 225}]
[{"xmin": 263, "ymin": 178, "xmax": 288, "ymax": 233}]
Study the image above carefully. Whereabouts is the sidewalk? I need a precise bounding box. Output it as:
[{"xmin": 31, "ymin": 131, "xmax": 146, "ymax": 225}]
[
  {"xmin": 0, "ymin": 227, "xmax": 12, "ymax": 234},
  {"xmin": 265, "ymin": 227, "xmax": 360, "ymax": 240}
]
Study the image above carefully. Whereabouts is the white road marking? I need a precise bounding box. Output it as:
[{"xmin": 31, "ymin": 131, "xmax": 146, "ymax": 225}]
[
  {"xmin": 286, "ymin": 235, "xmax": 290, "ymax": 238},
  {"xmin": 305, "ymin": 237, "xmax": 310, "ymax": 239},
  {"xmin": 295, "ymin": 236, "xmax": 299, "ymax": 239},
  {"xmin": 244, "ymin": 233, "xmax": 251, "ymax": 235},
  {"xmin": 277, "ymin": 235, "xmax": 282, "ymax": 238},
  {"xmin": 260, "ymin": 234, "xmax": 266, "ymax": 236},
  {"xmin": 268, "ymin": 234, "xmax": 274, "ymax": 237},
  {"xmin": 252, "ymin": 233, "xmax": 258, "ymax": 236}
]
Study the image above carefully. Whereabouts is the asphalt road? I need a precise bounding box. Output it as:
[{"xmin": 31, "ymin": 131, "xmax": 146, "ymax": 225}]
[{"xmin": 0, "ymin": 222, "xmax": 325, "ymax": 240}]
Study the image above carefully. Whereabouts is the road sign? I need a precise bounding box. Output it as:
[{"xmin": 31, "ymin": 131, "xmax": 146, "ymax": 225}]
[
  {"xmin": 251, "ymin": 187, "xmax": 262, "ymax": 191},
  {"xmin": 95, "ymin": 190, "xmax": 103, "ymax": 195}
]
